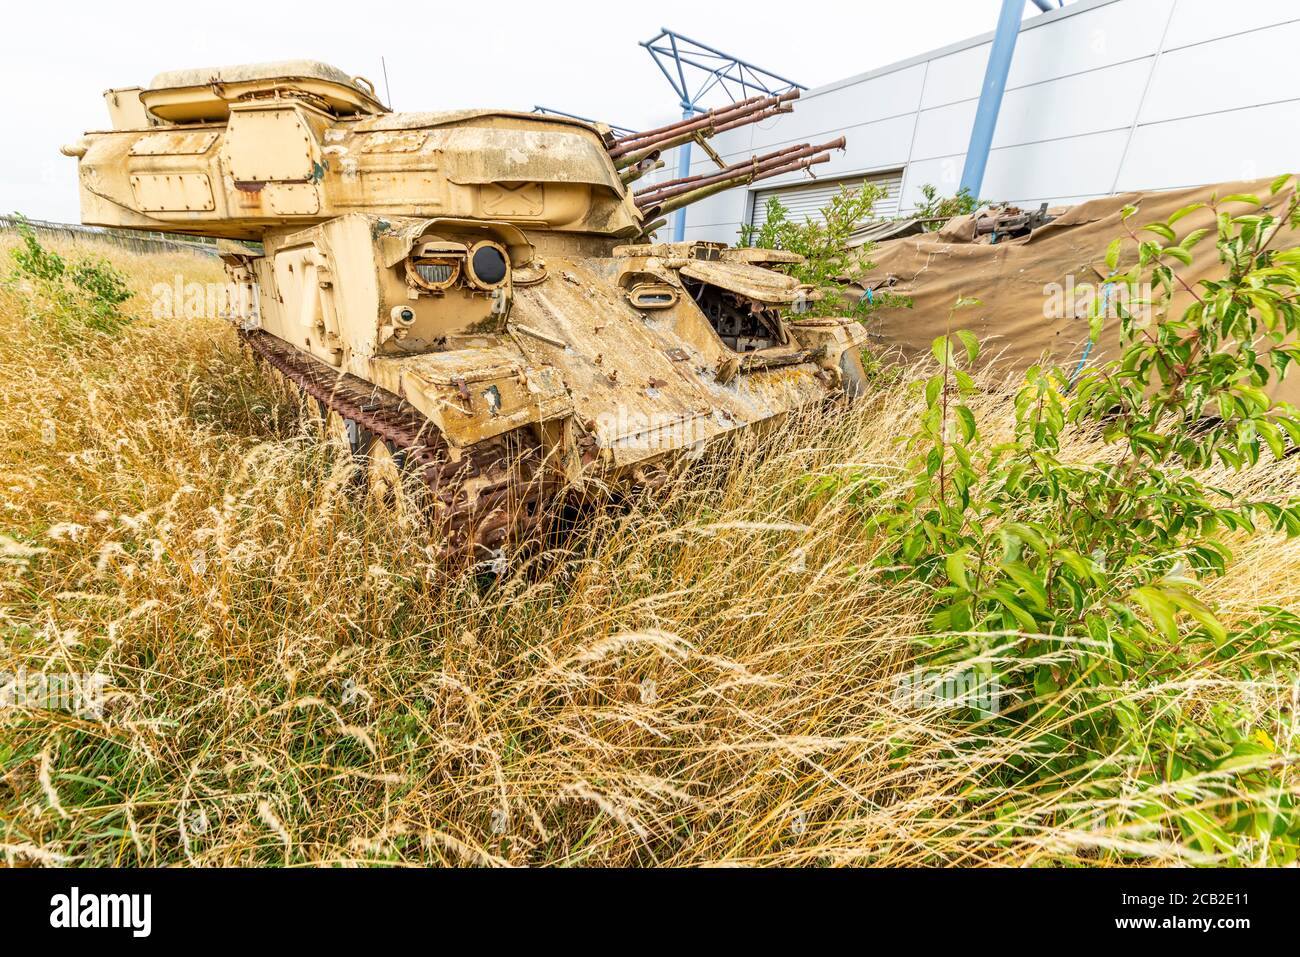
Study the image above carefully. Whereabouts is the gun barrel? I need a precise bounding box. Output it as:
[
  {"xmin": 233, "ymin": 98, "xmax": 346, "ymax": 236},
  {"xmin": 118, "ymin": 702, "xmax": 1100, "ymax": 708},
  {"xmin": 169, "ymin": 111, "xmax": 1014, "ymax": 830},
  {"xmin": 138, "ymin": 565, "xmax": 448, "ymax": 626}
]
[
  {"xmin": 641, "ymin": 153, "xmax": 833, "ymax": 220},
  {"xmin": 614, "ymin": 104, "xmax": 797, "ymax": 170},
  {"xmin": 610, "ymin": 94, "xmax": 769, "ymax": 151},
  {"xmin": 636, "ymin": 216, "xmax": 669, "ymax": 239},
  {"xmin": 608, "ymin": 89, "xmax": 800, "ymax": 159},
  {"xmin": 634, "ymin": 137, "xmax": 845, "ymax": 206},
  {"xmin": 712, "ymin": 103, "xmax": 794, "ymax": 134},
  {"xmin": 621, "ymin": 157, "xmax": 666, "ymax": 187},
  {"xmin": 614, "ymin": 129, "xmax": 699, "ymax": 170}
]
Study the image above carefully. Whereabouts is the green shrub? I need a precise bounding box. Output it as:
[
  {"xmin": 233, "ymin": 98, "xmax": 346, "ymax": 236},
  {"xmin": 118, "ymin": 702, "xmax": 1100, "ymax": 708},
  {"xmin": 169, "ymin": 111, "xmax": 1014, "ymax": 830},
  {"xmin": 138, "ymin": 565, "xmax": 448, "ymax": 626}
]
[
  {"xmin": 914, "ymin": 183, "xmax": 986, "ymax": 230},
  {"xmin": 740, "ymin": 185, "xmax": 905, "ymax": 319},
  {"xmin": 7, "ymin": 216, "xmax": 132, "ymax": 333},
  {"xmin": 831, "ymin": 176, "xmax": 1300, "ymax": 863}
]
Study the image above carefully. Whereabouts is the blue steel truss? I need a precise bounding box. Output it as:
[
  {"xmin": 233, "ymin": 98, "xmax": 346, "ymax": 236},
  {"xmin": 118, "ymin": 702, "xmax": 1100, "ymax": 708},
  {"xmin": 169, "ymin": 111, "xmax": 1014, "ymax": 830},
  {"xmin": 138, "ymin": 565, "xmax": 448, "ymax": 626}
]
[
  {"xmin": 639, "ymin": 28, "xmax": 806, "ymax": 240},
  {"xmin": 640, "ymin": 28, "xmax": 805, "ymax": 116}
]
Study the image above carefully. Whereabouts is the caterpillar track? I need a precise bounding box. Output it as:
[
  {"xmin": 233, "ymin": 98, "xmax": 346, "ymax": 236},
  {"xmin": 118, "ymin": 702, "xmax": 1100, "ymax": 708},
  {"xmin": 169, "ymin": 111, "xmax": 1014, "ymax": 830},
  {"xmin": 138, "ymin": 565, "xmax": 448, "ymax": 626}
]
[{"xmin": 240, "ymin": 329, "xmax": 555, "ymax": 563}]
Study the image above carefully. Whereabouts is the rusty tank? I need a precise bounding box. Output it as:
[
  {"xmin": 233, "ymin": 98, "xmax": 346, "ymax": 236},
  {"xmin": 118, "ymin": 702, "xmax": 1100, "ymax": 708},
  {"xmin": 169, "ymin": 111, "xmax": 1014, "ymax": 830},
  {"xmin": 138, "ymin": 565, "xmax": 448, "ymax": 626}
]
[{"xmin": 65, "ymin": 61, "xmax": 868, "ymax": 563}]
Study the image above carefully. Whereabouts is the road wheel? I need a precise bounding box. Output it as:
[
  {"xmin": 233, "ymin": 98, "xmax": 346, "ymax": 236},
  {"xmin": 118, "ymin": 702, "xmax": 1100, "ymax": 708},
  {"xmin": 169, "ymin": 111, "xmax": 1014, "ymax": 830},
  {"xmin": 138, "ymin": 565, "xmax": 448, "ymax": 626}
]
[
  {"xmin": 367, "ymin": 436, "xmax": 409, "ymax": 514},
  {"xmin": 324, "ymin": 410, "xmax": 365, "ymax": 456}
]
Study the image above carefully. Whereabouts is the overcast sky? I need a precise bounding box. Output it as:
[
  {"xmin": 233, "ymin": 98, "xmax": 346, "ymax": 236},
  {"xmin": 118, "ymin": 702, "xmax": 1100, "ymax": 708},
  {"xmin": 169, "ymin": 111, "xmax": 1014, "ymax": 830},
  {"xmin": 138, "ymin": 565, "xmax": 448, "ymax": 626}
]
[{"xmin": 2, "ymin": 0, "xmax": 1027, "ymax": 223}]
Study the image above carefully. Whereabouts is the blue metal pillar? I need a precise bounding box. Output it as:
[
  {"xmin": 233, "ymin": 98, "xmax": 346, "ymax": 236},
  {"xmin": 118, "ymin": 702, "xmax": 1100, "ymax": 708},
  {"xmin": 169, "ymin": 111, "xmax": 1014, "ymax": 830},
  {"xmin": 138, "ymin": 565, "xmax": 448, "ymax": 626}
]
[
  {"xmin": 672, "ymin": 105, "xmax": 693, "ymax": 242},
  {"xmin": 960, "ymin": 0, "xmax": 1026, "ymax": 198}
]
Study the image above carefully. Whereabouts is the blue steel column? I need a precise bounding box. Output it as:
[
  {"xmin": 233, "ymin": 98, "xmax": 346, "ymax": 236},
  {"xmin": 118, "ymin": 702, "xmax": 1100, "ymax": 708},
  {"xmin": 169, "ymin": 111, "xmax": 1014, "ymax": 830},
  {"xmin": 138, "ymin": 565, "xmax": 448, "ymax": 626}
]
[
  {"xmin": 959, "ymin": 0, "xmax": 1026, "ymax": 198},
  {"xmin": 672, "ymin": 105, "xmax": 693, "ymax": 242}
]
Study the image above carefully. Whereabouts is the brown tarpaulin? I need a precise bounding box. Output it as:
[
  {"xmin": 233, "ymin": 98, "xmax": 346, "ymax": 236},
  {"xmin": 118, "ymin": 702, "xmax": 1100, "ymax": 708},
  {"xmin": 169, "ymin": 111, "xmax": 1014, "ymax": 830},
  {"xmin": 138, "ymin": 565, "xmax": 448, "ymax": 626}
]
[{"xmin": 853, "ymin": 177, "xmax": 1299, "ymax": 402}]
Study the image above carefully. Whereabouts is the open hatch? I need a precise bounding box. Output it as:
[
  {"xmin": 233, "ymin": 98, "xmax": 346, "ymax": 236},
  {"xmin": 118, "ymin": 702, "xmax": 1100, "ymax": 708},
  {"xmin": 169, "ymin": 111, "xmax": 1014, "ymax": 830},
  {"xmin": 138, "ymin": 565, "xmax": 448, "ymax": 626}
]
[{"xmin": 677, "ymin": 258, "xmax": 816, "ymax": 354}]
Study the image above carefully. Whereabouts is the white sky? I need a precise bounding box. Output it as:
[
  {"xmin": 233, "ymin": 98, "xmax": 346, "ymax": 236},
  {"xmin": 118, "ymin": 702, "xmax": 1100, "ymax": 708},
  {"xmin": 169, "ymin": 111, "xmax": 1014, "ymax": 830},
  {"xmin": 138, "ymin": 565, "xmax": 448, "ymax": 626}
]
[{"xmin": 1, "ymin": 0, "xmax": 1031, "ymax": 223}]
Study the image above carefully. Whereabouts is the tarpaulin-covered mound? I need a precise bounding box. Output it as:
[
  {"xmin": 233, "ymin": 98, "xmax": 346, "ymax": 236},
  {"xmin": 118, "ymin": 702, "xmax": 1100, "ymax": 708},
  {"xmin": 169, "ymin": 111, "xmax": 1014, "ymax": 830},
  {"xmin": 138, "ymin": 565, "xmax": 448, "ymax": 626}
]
[{"xmin": 853, "ymin": 177, "xmax": 1299, "ymax": 402}]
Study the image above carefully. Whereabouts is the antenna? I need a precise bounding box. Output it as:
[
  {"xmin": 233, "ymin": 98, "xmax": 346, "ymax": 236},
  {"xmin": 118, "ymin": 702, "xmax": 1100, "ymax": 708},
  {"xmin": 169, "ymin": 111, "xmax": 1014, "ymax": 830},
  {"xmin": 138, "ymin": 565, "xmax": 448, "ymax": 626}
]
[
  {"xmin": 380, "ymin": 56, "xmax": 392, "ymax": 110},
  {"xmin": 639, "ymin": 28, "xmax": 806, "ymax": 242},
  {"xmin": 532, "ymin": 106, "xmax": 639, "ymax": 139}
]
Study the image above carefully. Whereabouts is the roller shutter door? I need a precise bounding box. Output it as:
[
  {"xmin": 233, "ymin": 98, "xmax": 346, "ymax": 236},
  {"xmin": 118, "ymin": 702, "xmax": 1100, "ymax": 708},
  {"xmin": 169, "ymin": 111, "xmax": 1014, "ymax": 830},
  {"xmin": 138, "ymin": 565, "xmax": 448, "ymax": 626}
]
[{"xmin": 749, "ymin": 168, "xmax": 904, "ymax": 230}]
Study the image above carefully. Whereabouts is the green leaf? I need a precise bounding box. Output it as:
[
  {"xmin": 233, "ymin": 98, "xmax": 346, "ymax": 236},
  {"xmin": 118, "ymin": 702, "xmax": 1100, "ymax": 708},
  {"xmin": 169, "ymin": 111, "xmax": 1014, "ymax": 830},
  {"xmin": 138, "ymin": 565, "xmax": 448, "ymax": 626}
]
[
  {"xmin": 1168, "ymin": 203, "xmax": 1206, "ymax": 226},
  {"xmin": 1166, "ymin": 589, "xmax": 1229, "ymax": 646},
  {"xmin": 956, "ymin": 405, "xmax": 978, "ymax": 443},
  {"xmin": 1105, "ymin": 237, "xmax": 1123, "ymax": 273},
  {"xmin": 1259, "ymin": 420, "xmax": 1286, "ymax": 461},
  {"xmin": 1055, "ymin": 548, "xmax": 1099, "ymax": 584},
  {"xmin": 945, "ymin": 549, "xmax": 971, "ymax": 592},
  {"xmin": 955, "ymin": 329, "xmax": 980, "ymax": 364},
  {"xmin": 1131, "ymin": 586, "xmax": 1178, "ymax": 641},
  {"xmin": 1034, "ymin": 666, "xmax": 1060, "ymax": 698},
  {"xmin": 990, "ymin": 586, "xmax": 1038, "ymax": 631},
  {"xmin": 1179, "ymin": 808, "xmax": 1236, "ymax": 856},
  {"xmin": 1250, "ymin": 294, "xmax": 1279, "ymax": 331},
  {"xmin": 1235, "ymin": 383, "xmax": 1270, "ymax": 413},
  {"xmin": 1220, "ymin": 193, "xmax": 1262, "ymax": 207},
  {"xmin": 1002, "ymin": 523, "xmax": 1047, "ymax": 559},
  {"xmin": 1143, "ymin": 222, "xmax": 1177, "ymax": 242},
  {"xmin": 1089, "ymin": 311, "xmax": 1105, "ymax": 342},
  {"xmin": 925, "ymin": 374, "xmax": 942, "ymax": 409},
  {"xmin": 1004, "ymin": 562, "xmax": 1049, "ymax": 611},
  {"xmin": 1216, "ymin": 741, "xmax": 1273, "ymax": 772},
  {"xmin": 931, "ymin": 336, "xmax": 953, "ymax": 367}
]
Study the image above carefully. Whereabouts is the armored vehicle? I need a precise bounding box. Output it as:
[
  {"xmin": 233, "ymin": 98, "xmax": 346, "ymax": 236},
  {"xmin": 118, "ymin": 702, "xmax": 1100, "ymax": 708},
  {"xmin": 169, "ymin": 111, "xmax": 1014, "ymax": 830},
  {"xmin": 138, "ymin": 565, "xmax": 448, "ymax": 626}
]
[{"xmin": 66, "ymin": 61, "xmax": 868, "ymax": 561}]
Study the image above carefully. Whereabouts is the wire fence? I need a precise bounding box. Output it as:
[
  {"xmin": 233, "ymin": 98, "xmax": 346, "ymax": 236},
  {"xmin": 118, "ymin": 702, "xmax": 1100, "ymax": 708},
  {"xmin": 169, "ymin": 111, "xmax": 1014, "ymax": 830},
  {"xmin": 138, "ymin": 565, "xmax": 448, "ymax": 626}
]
[{"xmin": 0, "ymin": 215, "xmax": 222, "ymax": 259}]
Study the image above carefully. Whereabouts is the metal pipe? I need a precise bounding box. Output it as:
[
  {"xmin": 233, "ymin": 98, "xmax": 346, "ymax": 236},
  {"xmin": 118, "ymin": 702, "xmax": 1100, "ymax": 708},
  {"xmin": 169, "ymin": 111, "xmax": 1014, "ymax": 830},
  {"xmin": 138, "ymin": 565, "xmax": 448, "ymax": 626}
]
[
  {"xmin": 711, "ymin": 103, "xmax": 794, "ymax": 134},
  {"xmin": 615, "ymin": 128, "xmax": 699, "ymax": 170},
  {"xmin": 610, "ymin": 95, "xmax": 767, "ymax": 156},
  {"xmin": 635, "ymin": 137, "xmax": 845, "ymax": 204},
  {"xmin": 613, "ymin": 102, "xmax": 796, "ymax": 170},
  {"xmin": 650, "ymin": 153, "xmax": 832, "ymax": 219},
  {"xmin": 1029, "ymin": 0, "xmax": 1054, "ymax": 11},
  {"xmin": 621, "ymin": 157, "xmax": 666, "ymax": 187},
  {"xmin": 609, "ymin": 94, "xmax": 768, "ymax": 151},
  {"xmin": 959, "ymin": 0, "xmax": 1025, "ymax": 198},
  {"xmin": 636, "ymin": 144, "xmax": 802, "ymax": 197},
  {"xmin": 635, "ymin": 217, "xmax": 669, "ymax": 240},
  {"xmin": 609, "ymin": 90, "xmax": 800, "ymax": 157},
  {"xmin": 636, "ymin": 140, "xmax": 830, "ymax": 198}
]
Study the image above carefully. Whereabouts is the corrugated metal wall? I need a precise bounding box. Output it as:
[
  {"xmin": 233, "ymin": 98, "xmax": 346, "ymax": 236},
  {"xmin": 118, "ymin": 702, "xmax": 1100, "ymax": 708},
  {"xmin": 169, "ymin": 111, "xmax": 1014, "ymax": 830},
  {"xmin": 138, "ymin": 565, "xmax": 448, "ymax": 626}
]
[{"xmin": 749, "ymin": 169, "xmax": 904, "ymax": 231}]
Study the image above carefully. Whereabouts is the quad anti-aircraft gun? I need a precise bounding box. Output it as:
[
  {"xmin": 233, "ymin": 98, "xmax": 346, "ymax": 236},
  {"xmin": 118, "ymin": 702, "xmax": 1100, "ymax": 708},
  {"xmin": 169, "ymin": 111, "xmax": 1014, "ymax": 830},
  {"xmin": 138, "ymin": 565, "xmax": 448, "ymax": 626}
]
[{"xmin": 66, "ymin": 61, "xmax": 867, "ymax": 560}]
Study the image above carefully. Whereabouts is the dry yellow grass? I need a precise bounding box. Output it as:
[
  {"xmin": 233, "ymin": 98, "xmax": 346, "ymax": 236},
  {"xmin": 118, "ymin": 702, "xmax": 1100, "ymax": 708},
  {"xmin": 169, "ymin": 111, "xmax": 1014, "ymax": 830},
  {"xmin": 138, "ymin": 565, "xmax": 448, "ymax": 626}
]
[{"xmin": 1, "ymin": 237, "xmax": 1297, "ymax": 866}]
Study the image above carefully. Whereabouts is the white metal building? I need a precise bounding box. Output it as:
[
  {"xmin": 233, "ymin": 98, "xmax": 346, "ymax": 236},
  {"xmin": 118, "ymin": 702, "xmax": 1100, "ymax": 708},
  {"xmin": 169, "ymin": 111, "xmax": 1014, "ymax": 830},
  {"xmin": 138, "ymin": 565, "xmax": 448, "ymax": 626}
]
[{"xmin": 670, "ymin": 0, "xmax": 1300, "ymax": 244}]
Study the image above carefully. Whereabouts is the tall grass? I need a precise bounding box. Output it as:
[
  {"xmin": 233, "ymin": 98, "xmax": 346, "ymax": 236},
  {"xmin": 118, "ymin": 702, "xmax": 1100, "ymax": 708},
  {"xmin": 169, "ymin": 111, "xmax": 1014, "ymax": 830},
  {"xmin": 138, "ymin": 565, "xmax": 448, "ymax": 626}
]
[{"xmin": 1, "ymin": 241, "xmax": 1297, "ymax": 866}]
